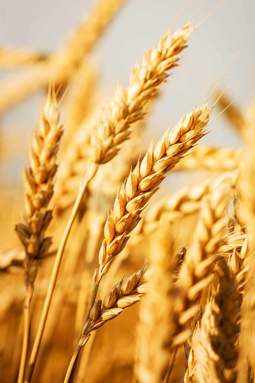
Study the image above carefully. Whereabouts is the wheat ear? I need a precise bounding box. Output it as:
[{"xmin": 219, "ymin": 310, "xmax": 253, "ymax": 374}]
[
  {"xmin": 135, "ymin": 225, "xmax": 177, "ymax": 383},
  {"xmin": 175, "ymin": 145, "xmax": 240, "ymax": 172},
  {"xmin": 168, "ymin": 179, "xmax": 232, "ymax": 350},
  {"xmin": 15, "ymin": 90, "xmax": 63, "ymax": 382},
  {"xmin": 64, "ymin": 267, "xmax": 147, "ymax": 383},
  {"xmin": 54, "ymin": 24, "xmax": 193, "ymax": 216},
  {"xmin": 95, "ymin": 106, "xmax": 210, "ymax": 283},
  {"xmin": 89, "ymin": 24, "xmax": 192, "ymax": 165},
  {"xmin": 237, "ymin": 122, "xmax": 255, "ymax": 381},
  {"xmin": 186, "ymin": 259, "xmax": 240, "ymax": 383},
  {"xmin": 63, "ymin": 105, "xmax": 209, "ymax": 382},
  {"xmin": 132, "ymin": 174, "xmax": 233, "ymax": 243}
]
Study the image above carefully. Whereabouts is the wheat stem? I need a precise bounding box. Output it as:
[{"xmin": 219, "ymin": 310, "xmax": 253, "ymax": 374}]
[{"xmin": 26, "ymin": 163, "xmax": 97, "ymax": 382}]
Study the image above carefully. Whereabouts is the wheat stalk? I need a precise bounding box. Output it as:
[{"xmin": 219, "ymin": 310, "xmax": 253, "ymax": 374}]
[{"xmin": 15, "ymin": 89, "xmax": 63, "ymax": 382}]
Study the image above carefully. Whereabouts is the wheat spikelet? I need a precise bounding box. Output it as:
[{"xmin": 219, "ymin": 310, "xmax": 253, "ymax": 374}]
[
  {"xmin": 97, "ymin": 105, "xmax": 210, "ymax": 281},
  {"xmin": 15, "ymin": 90, "xmax": 63, "ymax": 287},
  {"xmin": 89, "ymin": 24, "xmax": 192, "ymax": 165},
  {"xmin": 135, "ymin": 225, "xmax": 177, "ymax": 383},
  {"xmin": 175, "ymin": 145, "xmax": 240, "ymax": 172}
]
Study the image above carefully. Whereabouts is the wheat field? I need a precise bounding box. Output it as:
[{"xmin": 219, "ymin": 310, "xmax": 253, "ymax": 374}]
[{"xmin": 1, "ymin": 1, "xmax": 255, "ymax": 382}]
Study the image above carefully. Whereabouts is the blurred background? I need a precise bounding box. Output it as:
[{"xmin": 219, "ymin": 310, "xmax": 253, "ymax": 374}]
[{"xmin": 0, "ymin": 0, "xmax": 254, "ymax": 183}]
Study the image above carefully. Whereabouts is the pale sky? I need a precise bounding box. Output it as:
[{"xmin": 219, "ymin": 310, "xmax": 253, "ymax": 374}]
[{"xmin": 1, "ymin": 0, "xmax": 254, "ymax": 182}]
